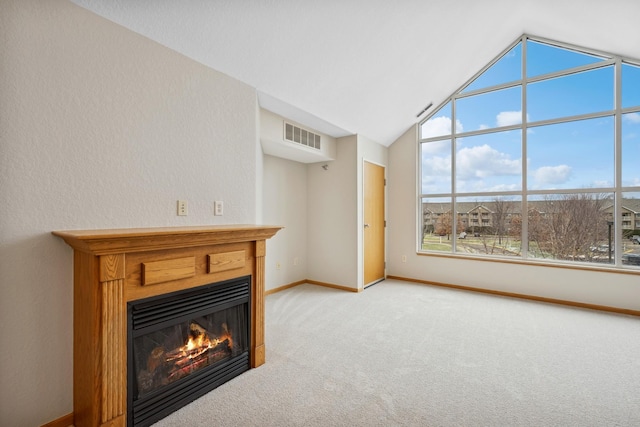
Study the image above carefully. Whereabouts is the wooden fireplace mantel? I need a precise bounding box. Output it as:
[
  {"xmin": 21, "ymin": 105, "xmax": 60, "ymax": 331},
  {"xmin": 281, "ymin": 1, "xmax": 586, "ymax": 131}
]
[{"xmin": 53, "ymin": 225, "xmax": 282, "ymax": 427}]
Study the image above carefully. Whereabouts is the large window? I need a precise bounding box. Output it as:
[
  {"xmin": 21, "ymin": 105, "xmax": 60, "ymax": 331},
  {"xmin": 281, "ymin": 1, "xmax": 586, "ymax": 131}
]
[{"xmin": 419, "ymin": 35, "xmax": 640, "ymax": 269}]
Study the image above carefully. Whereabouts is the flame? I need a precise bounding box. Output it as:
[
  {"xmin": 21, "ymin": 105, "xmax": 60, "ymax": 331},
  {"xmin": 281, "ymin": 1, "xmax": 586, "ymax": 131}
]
[
  {"xmin": 166, "ymin": 322, "xmax": 233, "ymax": 364},
  {"xmin": 141, "ymin": 321, "xmax": 236, "ymax": 390}
]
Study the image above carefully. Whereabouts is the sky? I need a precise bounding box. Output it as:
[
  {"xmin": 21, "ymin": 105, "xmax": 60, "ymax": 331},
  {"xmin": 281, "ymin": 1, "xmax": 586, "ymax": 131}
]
[{"xmin": 420, "ymin": 39, "xmax": 640, "ymax": 196}]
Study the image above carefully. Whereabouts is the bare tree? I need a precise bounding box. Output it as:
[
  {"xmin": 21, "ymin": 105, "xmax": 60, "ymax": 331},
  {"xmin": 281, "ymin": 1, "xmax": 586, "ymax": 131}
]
[
  {"xmin": 467, "ymin": 198, "xmax": 517, "ymax": 255},
  {"xmin": 525, "ymin": 208, "xmax": 550, "ymax": 257},
  {"xmin": 536, "ymin": 194, "xmax": 610, "ymax": 261},
  {"xmin": 492, "ymin": 197, "xmax": 513, "ymax": 245}
]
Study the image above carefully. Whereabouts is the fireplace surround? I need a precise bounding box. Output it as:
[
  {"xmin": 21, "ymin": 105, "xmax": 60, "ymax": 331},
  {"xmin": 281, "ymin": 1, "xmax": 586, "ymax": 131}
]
[{"xmin": 53, "ymin": 225, "xmax": 281, "ymax": 427}]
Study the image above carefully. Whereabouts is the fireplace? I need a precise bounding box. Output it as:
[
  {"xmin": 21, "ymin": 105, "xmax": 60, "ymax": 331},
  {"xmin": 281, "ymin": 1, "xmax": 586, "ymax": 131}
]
[
  {"xmin": 52, "ymin": 225, "xmax": 281, "ymax": 427},
  {"xmin": 128, "ymin": 276, "xmax": 251, "ymax": 426}
]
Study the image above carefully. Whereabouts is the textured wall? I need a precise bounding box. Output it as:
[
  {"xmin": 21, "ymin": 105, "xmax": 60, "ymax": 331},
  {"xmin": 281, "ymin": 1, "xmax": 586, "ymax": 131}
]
[
  {"xmin": 307, "ymin": 136, "xmax": 359, "ymax": 289},
  {"xmin": 0, "ymin": 0, "xmax": 258, "ymax": 425},
  {"xmin": 263, "ymin": 155, "xmax": 308, "ymax": 290}
]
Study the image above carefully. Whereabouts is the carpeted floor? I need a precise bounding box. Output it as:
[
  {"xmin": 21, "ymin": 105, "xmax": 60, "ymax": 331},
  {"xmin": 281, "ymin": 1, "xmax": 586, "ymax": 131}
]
[{"xmin": 153, "ymin": 279, "xmax": 640, "ymax": 426}]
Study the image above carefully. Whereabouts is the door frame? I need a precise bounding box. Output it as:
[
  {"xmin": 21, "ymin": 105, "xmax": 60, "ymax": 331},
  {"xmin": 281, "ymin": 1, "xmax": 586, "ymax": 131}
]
[{"xmin": 362, "ymin": 159, "xmax": 386, "ymax": 288}]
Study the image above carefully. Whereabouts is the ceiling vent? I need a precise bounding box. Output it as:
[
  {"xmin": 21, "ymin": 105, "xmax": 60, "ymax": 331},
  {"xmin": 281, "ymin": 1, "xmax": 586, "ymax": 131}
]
[{"xmin": 284, "ymin": 122, "xmax": 321, "ymax": 150}]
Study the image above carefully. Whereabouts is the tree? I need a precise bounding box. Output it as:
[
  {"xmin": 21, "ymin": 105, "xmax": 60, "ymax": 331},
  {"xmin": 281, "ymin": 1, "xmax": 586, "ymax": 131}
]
[
  {"xmin": 434, "ymin": 210, "xmax": 464, "ymax": 240},
  {"xmin": 536, "ymin": 194, "xmax": 610, "ymax": 261},
  {"xmin": 491, "ymin": 197, "xmax": 513, "ymax": 245},
  {"xmin": 525, "ymin": 208, "xmax": 550, "ymax": 257}
]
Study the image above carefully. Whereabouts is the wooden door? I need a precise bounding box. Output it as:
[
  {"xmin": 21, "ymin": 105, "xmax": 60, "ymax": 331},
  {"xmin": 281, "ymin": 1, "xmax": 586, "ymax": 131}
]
[{"xmin": 364, "ymin": 161, "xmax": 385, "ymax": 287}]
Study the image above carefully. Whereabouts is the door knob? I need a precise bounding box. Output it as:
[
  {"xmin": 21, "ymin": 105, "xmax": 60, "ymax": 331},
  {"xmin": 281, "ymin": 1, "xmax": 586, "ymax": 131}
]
[{"xmin": 364, "ymin": 223, "xmax": 370, "ymax": 228}]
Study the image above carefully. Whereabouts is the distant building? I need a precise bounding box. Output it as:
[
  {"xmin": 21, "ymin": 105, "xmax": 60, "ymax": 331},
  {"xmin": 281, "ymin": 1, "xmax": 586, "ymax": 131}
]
[{"xmin": 423, "ymin": 198, "xmax": 640, "ymax": 235}]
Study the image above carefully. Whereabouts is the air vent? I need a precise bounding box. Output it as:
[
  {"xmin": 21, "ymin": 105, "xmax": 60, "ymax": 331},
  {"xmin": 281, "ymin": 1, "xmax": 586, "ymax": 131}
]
[{"xmin": 284, "ymin": 122, "xmax": 321, "ymax": 150}]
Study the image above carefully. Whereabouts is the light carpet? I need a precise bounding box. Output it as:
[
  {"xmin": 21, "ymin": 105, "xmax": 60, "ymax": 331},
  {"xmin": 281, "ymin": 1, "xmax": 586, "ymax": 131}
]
[{"xmin": 153, "ymin": 279, "xmax": 640, "ymax": 426}]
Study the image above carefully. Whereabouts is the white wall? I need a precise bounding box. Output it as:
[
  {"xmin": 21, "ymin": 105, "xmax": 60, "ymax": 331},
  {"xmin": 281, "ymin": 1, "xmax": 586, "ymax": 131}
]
[
  {"xmin": 263, "ymin": 155, "xmax": 308, "ymax": 290},
  {"xmin": 388, "ymin": 126, "xmax": 419, "ymax": 274},
  {"xmin": 255, "ymin": 101, "xmax": 265, "ymax": 223},
  {"xmin": 260, "ymin": 109, "xmax": 342, "ymax": 291},
  {"xmin": 305, "ymin": 135, "xmax": 389, "ymax": 290},
  {"xmin": 0, "ymin": 1, "xmax": 260, "ymax": 424},
  {"xmin": 307, "ymin": 136, "xmax": 359, "ymax": 289},
  {"xmin": 262, "ymin": 128, "xmax": 389, "ymax": 292},
  {"xmin": 260, "ymin": 108, "xmax": 337, "ymax": 163},
  {"xmin": 388, "ymin": 125, "xmax": 640, "ymax": 311}
]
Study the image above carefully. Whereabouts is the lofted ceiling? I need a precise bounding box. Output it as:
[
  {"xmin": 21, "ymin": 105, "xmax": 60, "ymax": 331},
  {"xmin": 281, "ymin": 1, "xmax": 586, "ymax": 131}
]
[{"xmin": 70, "ymin": 0, "xmax": 640, "ymax": 146}]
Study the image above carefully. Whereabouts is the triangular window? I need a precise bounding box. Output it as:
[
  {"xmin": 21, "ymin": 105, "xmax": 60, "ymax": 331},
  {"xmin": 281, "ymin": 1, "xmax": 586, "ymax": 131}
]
[
  {"xmin": 418, "ymin": 35, "xmax": 640, "ymax": 268},
  {"xmin": 622, "ymin": 62, "xmax": 640, "ymax": 108},
  {"xmin": 462, "ymin": 42, "xmax": 522, "ymax": 93},
  {"xmin": 526, "ymin": 40, "xmax": 606, "ymax": 77}
]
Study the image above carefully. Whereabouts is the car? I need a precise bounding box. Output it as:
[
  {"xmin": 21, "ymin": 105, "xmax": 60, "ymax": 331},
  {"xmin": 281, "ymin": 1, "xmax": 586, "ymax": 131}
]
[
  {"xmin": 622, "ymin": 253, "xmax": 640, "ymax": 266},
  {"xmin": 631, "ymin": 235, "xmax": 640, "ymax": 245}
]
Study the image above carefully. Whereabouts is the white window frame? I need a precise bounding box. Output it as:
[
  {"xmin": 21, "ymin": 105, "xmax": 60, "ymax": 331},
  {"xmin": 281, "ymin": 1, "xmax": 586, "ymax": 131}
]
[{"xmin": 417, "ymin": 34, "xmax": 640, "ymax": 270}]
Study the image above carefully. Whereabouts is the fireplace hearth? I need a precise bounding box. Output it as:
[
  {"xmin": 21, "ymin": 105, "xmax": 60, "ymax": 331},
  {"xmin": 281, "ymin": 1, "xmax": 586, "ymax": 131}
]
[{"xmin": 52, "ymin": 225, "xmax": 281, "ymax": 427}]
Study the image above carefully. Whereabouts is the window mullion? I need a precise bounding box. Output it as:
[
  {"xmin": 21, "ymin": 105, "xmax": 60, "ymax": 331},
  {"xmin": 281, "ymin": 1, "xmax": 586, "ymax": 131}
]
[
  {"xmin": 522, "ymin": 35, "xmax": 529, "ymax": 259},
  {"xmin": 452, "ymin": 98, "xmax": 458, "ymax": 251},
  {"xmin": 614, "ymin": 58, "xmax": 623, "ymax": 265}
]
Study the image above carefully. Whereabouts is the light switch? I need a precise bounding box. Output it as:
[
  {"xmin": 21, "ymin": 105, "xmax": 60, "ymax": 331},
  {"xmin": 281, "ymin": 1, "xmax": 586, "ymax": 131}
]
[
  {"xmin": 177, "ymin": 200, "xmax": 188, "ymax": 216},
  {"xmin": 214, "ymin": 200, "xmax": 224, "ymax": 216}
]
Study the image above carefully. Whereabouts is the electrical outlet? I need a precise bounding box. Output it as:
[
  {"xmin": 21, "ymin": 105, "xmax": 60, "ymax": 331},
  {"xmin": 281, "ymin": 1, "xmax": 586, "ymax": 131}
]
[
  {"xmin": 214, "ymin": 200, "xmax": 224, "ymax": 216},
  {"xmin": 276, "ymin": 262, "xmax": 281, "ymax": 270},
  {"xmin": 294, "ymin": 257, "xmax": 299, "ymax": 266},
  {"xmin": 402, "ymin": 255, "xmax": 407, "ymax": 263},
  {"xmin": 177, "ymin": 200, "xmax": 188, "ymax": 216}
]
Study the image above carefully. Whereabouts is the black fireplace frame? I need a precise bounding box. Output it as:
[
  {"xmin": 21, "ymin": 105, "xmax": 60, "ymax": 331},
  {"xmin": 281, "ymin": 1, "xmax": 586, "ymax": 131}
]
[{"xmin": 127, "ymin": 275, "xmax": 251, "ymax": 427}]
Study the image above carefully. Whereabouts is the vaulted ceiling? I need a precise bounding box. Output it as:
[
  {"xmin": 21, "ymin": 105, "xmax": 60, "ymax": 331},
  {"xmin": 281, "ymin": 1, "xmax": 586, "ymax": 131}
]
[{"xmin": 71, "ymin": 0, "xmax": 640, "ymax": 146}]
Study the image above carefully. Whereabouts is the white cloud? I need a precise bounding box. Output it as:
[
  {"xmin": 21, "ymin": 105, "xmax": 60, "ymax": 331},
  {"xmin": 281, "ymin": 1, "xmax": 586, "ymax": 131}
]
[
  {"xmin": 456, "ymin": 144, "xmax": 520, "ymax": 179},
  {"xmin": 421, "ymin": 140, "xmax": 450, "ymax": 156},
  {"xmin": 623, "ymin": 112, "xmax": 640, "ymax": 124},
  {"xmin": 421, "ymin": 175, "xmax": 451, "ymax": 194},
  {"xmin": 421, "ymin": 116, "xmax": 463, "ymax": 138},
  {"xmin": 479, "ymin": 124, "xmax": 489, "ymax": 130},
  {"xmin": 593, "ymin": 179, "xmax": 613, "ymax": 187},
  {"xmin": 486, "ymin": 183, "xmax": 521, "ymax": 192},
  {"xmin": 423, "ymin": 155, "xmax": 451, "ymax": 176},
  {"xmin": 533, "ymin": 165, "xmax": 572, "ymax": 185},
  {"xmin": 496, "ymin": 111, "xmax": 527, "ymax": 127},
  {"xmin": 457, "ymin": 181, "xmax": 520, "ymax": 193},
  {"xmin": 421, "ymin": 116, "xmax": 451, "ymax": 138}
]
